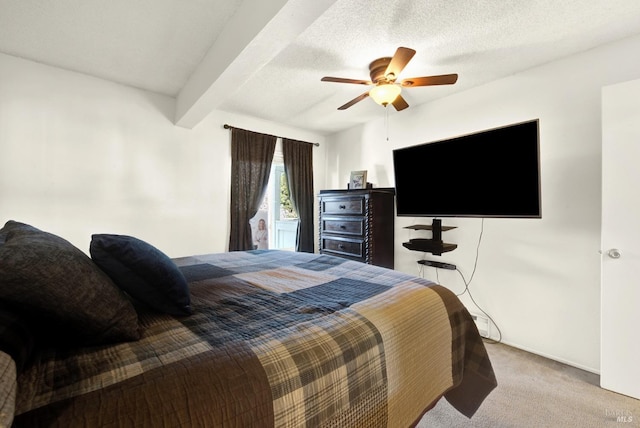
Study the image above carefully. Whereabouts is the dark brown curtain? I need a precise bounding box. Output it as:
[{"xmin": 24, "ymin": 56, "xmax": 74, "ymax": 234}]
[
  {"xmin": 228, "ymin": 129, "xmax": 277, "ymax": 251},
  {"xmin": 282, "ymin": 138, "xmax": 314, "ymax": 253}
]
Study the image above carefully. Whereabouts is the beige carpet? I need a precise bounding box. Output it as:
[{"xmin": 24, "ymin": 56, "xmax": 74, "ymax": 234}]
[{"xmin": 417, "ymin": 342, "xmax": 640, "ymax": 428}]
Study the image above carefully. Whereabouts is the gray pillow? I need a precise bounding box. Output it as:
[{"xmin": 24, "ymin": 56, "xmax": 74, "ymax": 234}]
[
  {"xmin": 0, "ymin": 301, "xmax": 36, "ymax": 373},
  {"xmin": 0, "ymin": 221, "xmax": 140, "ymax": 345},
  {"xmin": 0, "ymin": 219, "xmax": 38, "ymax": 245}
]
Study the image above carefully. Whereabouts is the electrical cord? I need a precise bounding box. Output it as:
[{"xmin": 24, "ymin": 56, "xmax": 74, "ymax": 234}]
[
  {"xmin": 452, "ymin": 218, "xmax": 502, "ymax": 343},
  {"xmin": 413, "ymin": 219, "xmax": 501, "ymax": 343}
]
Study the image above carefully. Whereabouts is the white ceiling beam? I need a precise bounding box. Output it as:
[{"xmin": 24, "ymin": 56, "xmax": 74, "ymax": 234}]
[{"xmin": 175, "ymin": 0, "xmax": 338, "ymax": 129}]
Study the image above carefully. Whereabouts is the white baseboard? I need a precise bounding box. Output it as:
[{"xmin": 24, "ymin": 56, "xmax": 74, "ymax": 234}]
[{"xmin": 493, "ymin": 339, "xmax": 600, "ymax": 375}]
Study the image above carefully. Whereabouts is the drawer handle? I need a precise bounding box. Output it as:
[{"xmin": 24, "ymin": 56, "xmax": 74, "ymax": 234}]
[
  {"xmin": 338, "ymin": 244, "xmax": 345, "ymax": 249},
  {"xmin": 340, "ymin": 225, "xmax": 346, "ymax": 229},
  {"xmin": 339, "ymin": 204, "xmax": 346, "ymax": 209}
]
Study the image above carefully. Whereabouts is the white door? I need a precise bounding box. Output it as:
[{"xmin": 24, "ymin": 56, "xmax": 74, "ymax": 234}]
[{"xmin": 601, "ymin": 78, "xmax": 640, "ymax": 400}]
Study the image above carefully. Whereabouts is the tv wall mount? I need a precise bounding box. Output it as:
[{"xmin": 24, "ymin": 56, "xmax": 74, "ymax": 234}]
[{"xmin": 402, "ymin": 219, "xmax": 457, "ymax": 256}]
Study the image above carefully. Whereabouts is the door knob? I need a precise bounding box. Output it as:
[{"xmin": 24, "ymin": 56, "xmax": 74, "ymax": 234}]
[{"xmin": 607, "ymin": 249, "xmax": 622, "ymax": 259}]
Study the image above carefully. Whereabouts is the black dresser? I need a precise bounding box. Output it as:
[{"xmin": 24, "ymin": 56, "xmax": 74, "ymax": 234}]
[{"xmin": 318, "ymin": 188, "xmax": 395, "ymax": 269}]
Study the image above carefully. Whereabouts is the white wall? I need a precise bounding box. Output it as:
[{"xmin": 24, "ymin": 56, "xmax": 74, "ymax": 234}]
[
  {"xmin": 323, "ymin": 34, "xmax": 640, "ymax": 373},
  {"xmin": 0, "ymin": 52, "xmax": 327, "ymax": 258}
]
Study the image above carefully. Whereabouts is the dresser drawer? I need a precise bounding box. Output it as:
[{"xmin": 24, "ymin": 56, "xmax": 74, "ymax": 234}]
[
  {"xmin": 321, "ymin": 197, "xmax": 365, "ymax": 215},
  {"xmin": 321, "ymin": 217, "xmax": 365, "ymax": 236},
  {"xmin": 321, "ymin": 237, "xmax": 364, "ymax": 259}
]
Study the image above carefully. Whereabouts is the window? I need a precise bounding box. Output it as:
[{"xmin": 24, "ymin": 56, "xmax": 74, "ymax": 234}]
[{"xmin": 250, "ymin": 141, "xmax": 298, "ymax": 250}]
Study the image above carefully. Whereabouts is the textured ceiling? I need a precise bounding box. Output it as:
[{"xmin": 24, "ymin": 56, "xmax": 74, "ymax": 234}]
[{"xmin": 2, "ymin": 0, "xmax": 640, "ymax": 135}]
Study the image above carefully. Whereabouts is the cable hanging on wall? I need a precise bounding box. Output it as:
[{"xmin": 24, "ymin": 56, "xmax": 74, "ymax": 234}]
[
  {"xmin": 417, "ymin": 218, "xmax": 503, "ymax": 344},
  {"xmin": 453, "ymin": 218, "xmax": 503, "ymax": 344}
]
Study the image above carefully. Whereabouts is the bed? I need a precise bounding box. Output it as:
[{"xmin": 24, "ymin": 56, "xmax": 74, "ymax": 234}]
[{"xmin": 0, "ymin": 220, "xmax": 496, "ymax": 427}]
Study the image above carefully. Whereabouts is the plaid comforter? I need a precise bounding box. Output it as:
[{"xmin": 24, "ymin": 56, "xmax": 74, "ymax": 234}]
[{"xmin": 13, "ymin": 250, "xmax": 496, "ymax": 427}]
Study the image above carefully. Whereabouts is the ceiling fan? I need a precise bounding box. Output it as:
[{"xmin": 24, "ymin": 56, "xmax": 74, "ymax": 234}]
[{"xmin": 321, "ymin": 47, "xmax": 458, "ymax": 111}]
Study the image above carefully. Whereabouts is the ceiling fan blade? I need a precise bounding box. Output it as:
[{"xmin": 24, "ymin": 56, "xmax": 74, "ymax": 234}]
[
  {"xmin": 392, "ymin": 94, "xmax": 409, "ymax": 111},
  {"xmin": 384, "ymin": 47, "xmax": 416, "ymax": 80},
  {"xmin": 321, "ymin": 76, "xmax": 373, "ymax": 85},
  {"xmin": 337, "ymin": 92, "xmax": 370, "ymax": 110},
  {"xmin": 400, "ymin": 73, "xmax": 458, "ymax": 87}
]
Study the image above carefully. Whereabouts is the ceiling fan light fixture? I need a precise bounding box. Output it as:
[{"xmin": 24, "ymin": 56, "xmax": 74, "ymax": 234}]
[
  {"xmin": 369, "ymin": 83, "xmax": 401, "ymax": 106},
  {"xmin": 321, "ymin": 47, "xmax": 457, "ymax": 111}
]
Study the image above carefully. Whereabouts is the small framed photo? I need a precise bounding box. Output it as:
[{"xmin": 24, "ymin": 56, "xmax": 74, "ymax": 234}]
[{"xmin": 349, "ymin": 170, "xmax": 367, "ymax": 189}]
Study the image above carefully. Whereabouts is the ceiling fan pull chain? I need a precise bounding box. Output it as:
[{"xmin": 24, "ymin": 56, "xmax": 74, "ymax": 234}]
[{"xmin": 385, "ymin": 107, "xmax": 390, "ymax": 142}]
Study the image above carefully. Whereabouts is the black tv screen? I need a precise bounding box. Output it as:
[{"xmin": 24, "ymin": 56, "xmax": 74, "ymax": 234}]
[{"xmin": 392, "ymin": 119, "xmax": 541, "ymax": 218}]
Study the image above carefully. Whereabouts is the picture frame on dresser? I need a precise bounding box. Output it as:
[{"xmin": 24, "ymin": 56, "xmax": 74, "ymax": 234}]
[{"xmin": 349, "ymin": 170, "xmax": 367, "ymax": 189}]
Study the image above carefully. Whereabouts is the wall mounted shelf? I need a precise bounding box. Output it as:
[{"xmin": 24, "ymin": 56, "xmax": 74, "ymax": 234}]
[{"xmin": 402, "ymin": 219, "xmax": 457, "ymax": 256}]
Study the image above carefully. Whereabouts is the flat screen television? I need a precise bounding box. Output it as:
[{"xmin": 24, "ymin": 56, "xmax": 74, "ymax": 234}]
[{"xmin": 392, "ymin": 119, "xmax": 541, "ymax": 218}]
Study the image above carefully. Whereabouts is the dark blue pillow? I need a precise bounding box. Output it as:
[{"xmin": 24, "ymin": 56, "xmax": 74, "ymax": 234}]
[{"xmin": 90, "ymin": 234, "xmax": 192, "ymax": 316}]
